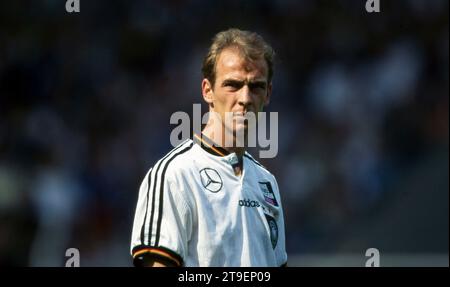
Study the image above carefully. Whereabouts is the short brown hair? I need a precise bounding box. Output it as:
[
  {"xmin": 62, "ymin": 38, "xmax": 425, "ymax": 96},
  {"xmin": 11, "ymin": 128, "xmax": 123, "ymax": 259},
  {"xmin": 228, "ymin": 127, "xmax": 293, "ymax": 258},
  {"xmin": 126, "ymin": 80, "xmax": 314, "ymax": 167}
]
[{"xmin": 202, "ymin": 28, "xmax": 275, "ymax": 87}]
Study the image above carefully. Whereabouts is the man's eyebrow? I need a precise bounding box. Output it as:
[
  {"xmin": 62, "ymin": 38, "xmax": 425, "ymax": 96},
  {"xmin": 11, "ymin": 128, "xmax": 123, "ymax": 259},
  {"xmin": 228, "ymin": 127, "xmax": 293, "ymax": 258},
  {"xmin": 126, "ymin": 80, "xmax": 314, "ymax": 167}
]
[
  {"xmin": 221, "ymin": 78, "xmax": 267, "ymax": 86},
  {"xmin": 221, "ymin": 79, "xmax": 244, "ymax": 86},
  {"xmin": 248, "ymin": 80, "xmax": 267, "ymax": 86}
]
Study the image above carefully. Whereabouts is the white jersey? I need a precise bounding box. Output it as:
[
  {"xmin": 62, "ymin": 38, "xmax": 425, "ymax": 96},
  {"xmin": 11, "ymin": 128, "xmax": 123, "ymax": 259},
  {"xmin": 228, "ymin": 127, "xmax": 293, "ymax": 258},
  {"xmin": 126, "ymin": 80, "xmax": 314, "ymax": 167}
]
[{"xmin": 130, "ymin": 134, "xmax": 287, "ymax": 267}]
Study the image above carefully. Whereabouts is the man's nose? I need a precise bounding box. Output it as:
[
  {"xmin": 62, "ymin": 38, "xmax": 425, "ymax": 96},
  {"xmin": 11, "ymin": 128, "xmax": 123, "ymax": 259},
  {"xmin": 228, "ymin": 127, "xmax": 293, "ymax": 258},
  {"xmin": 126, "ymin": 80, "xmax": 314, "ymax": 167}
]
[{"xmin": 238, "ymin": 85, "xmax": 253, "ymax": 108}]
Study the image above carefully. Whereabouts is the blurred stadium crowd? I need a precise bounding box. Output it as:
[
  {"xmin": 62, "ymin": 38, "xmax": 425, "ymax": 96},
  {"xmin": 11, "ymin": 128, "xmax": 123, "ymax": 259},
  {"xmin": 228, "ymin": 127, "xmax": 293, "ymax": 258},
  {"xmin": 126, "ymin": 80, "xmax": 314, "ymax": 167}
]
[{"xmin": 0, "ymin": 0, "xmax": 448, "ymax": 266}]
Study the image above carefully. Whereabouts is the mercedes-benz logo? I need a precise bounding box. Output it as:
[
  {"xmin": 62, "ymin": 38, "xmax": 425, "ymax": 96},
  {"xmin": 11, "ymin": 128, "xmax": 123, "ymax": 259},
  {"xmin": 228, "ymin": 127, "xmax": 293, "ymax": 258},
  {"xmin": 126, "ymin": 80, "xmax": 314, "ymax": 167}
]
[{"xmin": 199, "ymin": 168, "xmax": 223, "ymax": 193}]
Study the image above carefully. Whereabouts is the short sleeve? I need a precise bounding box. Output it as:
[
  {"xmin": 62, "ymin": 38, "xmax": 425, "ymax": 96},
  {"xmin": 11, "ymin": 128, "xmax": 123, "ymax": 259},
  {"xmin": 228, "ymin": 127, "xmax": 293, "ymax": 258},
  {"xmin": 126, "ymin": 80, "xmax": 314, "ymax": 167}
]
[{"xmin": 130, "ymin": 166, "xmax": 193, "ymax": 266}]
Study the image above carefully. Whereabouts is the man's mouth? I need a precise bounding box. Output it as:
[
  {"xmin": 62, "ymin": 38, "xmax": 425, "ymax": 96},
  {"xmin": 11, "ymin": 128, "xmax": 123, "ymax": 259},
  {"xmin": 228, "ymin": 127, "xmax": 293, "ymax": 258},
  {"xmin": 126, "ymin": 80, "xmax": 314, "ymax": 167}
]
[
  {"xmin": 232, "ymin": 111, "xmax": 251, "ymax": 117},
  {"xmin": 232, "ymin": 113, "xmax": 247, "ymax": 122}
]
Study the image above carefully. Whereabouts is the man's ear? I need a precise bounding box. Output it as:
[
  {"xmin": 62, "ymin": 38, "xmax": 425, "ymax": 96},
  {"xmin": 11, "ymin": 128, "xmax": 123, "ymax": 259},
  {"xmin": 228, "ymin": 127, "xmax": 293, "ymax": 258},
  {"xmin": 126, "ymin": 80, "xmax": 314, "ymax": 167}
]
[
  {"xmin": 264, "ymin": 82, "xmax": 272, "ymax": 106},
  {"xmin": 202, "ymin": 78, "xmax": 214, "ymax": 106}
]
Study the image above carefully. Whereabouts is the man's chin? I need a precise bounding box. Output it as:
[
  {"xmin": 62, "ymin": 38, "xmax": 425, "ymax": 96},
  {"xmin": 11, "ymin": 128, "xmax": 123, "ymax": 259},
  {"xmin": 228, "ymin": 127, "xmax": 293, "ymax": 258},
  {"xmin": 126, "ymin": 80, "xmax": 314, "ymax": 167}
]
[
  {"xmin": 234, "ymin": 123, "xmax": 248, "ymax": 133},
  {"xmin": 224, "ymin": 125, "xmax": 248, "ymax": 135}
]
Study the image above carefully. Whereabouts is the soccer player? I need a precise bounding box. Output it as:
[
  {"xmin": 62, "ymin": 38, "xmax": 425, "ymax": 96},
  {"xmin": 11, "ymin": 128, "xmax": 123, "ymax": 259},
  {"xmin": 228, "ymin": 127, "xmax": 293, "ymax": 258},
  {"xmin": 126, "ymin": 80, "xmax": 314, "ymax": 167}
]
[{"xmin": 130, "ymin": 28, "xmax": 287, "ymax": 267}]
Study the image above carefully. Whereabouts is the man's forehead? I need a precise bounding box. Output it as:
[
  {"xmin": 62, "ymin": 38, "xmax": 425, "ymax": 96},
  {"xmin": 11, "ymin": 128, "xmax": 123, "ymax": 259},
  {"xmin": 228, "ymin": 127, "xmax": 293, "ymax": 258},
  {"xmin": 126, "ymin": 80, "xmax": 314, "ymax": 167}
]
[{"xmin": 216, "ymin": 48, "xmax": 268, "ymax": 80}]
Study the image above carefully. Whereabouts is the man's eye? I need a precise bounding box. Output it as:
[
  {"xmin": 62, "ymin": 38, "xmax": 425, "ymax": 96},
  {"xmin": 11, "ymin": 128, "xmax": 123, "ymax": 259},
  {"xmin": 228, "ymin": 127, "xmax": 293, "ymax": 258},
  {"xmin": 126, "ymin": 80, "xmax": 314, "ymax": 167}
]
[
  {"xmin": 249, "ymin": 84, "xmax": 266, "ymax": 91},
  {"xmin": 226, "ymin": 83, "xmax": 241, "ymax": 89}
]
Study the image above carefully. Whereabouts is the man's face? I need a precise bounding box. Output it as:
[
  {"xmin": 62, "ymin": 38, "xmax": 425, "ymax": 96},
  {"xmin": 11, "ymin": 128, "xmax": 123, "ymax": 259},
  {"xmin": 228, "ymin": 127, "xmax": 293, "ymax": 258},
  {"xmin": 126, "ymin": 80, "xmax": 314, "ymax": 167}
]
[{"xmin": 202, "ymin": 47, "xmax": 272, "ymax": 137}]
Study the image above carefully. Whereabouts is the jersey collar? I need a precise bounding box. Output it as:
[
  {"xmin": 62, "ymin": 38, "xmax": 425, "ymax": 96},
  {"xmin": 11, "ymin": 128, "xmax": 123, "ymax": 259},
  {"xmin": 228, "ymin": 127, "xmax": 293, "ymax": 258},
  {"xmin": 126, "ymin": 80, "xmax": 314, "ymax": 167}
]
[
  {"xmin": 193, "ymin": 133, "xmax": 244, "ymax": 174},
  {"xmin": 193, "ymin": 133, "xmax": 230, "ymax": 157}
]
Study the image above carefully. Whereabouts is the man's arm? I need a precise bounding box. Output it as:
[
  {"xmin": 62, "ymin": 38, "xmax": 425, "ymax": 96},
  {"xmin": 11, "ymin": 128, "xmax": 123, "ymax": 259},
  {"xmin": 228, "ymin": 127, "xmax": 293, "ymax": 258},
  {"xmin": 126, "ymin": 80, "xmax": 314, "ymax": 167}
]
[
  {"xmin": 148, "ymin": 261, "xmax": 170, "ymax": 267},
  {"xmin": 134, "ymin": 252, "xmax": 179, "ymax": 267},
  {"xmin": 130, "ymin": 142, "xmax": 194, "ymax": 268},
  {"xmin": 140, "ymin": 256, "xmax": 177, "ymax": 267}
]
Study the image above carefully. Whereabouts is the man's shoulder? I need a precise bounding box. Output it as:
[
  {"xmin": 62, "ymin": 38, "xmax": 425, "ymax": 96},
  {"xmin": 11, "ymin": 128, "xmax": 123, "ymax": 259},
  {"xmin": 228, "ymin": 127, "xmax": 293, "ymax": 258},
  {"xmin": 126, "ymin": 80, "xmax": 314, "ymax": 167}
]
[
  {"xmin": 147, "ymin": 139, "xmax": 197, "ymax": 176},
  {"xmin": 244, "ymin": 152, "xmax": 276, "ymax": 179}
]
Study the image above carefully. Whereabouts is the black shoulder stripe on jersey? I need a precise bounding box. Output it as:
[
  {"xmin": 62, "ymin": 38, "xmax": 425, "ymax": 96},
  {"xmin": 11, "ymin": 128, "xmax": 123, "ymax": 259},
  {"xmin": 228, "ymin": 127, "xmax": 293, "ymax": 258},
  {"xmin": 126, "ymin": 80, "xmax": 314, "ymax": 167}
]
[
  {"xmin": 154, "ymin": 142, "xmax": 194, "ymax": 247},
  {"xmin": 141, "ymin": 140, "xmax": 189, "ymax": 246},
  {"xmin": 146, "ymin": 140, "xmax": 190, "ymax": 246},
  {"xmin": 141, "ymin": 148, "xmax": 179, "ymax": 245},
  {"xmin": 140, "ymin": 168, "xmax": 153, "ymax": 245}
]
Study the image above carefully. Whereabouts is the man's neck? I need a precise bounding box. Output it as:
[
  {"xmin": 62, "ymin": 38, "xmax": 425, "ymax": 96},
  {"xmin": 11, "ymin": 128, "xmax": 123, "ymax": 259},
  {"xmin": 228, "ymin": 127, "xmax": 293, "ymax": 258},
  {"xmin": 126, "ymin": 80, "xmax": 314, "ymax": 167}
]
[{"xmin": 201, "ymin": 124, "xmax": 246, "ymax": 158}]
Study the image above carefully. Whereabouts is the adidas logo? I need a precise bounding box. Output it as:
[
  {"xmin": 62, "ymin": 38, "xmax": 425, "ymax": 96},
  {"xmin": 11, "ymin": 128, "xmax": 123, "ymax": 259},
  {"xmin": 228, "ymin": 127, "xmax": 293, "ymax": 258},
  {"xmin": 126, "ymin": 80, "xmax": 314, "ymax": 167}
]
[{"xmin": 238, "ymin": 198, "xmax": 260, "ymax": 208}]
